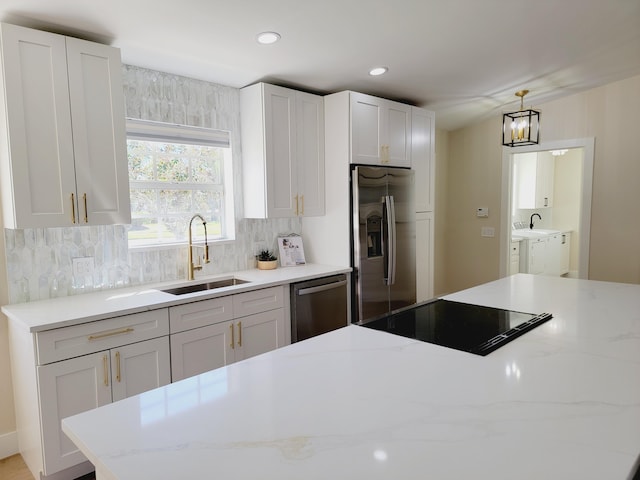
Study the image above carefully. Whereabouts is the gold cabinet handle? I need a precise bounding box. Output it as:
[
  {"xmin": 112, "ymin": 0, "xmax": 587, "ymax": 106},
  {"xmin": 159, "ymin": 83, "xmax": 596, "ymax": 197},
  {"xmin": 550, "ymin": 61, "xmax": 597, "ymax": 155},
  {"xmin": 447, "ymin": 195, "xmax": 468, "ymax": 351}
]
[
  {"xmin": 88, "ymin": 327, "xmax": 134, "ymax": 341},
  {"xmin": 230, "ymin": 323, "xmax": 235, "ymax": 349},
  {"xmin": 71, "ymin": 193, "xmax": 76, "ymax": 224},
  {"xmin": 83, "ymin": 193, "xmax": 88, "ymax": 223},
  {"xmin": 115, "ymin": 351, "xmax": 121, "ymax": 382},
  {"xmin": 300, "ymin": 195, "xmax": 304, "ymax": 216},
  {"xmin": 294, "ymin": 194, "xmax": 299, "ymax": 216},
  {"xmin": 103, "ymin": 354, "xmax": 109, "ymax": 386},
  {"xmin": 237, "ymin": 321, "xmax": 242, "ymax": 347}
]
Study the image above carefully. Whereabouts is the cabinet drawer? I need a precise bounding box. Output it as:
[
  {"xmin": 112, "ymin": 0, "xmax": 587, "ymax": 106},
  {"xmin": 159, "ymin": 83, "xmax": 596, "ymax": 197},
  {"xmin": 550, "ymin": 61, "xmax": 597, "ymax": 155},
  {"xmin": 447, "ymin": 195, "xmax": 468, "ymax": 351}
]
[
  {"xmin": 36, "ymin": 309, "xmax": 169, "ymax": 365},
  {"xmin": 169, "ymin": 296, "xmax": 234, "ymax": 333},
  {"xmin": 511, "ymin": 242, "xmax": 520, "ymax": 255},
  {"xmin": 233, "ymin": 286, "xmax": 284, "ymax": 318}
]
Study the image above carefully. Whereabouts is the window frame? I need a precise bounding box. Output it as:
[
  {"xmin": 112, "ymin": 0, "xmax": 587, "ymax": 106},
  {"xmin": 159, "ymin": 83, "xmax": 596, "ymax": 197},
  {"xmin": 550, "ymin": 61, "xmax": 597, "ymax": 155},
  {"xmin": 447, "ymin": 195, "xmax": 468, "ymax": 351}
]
[{"xmin": 126, "ymin": 119, "xmax": 235, "ymax": 249}]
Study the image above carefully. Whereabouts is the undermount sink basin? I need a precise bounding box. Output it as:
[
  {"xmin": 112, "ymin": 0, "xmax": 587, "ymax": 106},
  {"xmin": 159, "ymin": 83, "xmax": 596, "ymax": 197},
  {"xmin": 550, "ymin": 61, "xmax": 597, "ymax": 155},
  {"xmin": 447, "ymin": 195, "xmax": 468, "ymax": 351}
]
[{"xmin": 160, "ymin": 277, "xmax": 251, "ymax": 295}]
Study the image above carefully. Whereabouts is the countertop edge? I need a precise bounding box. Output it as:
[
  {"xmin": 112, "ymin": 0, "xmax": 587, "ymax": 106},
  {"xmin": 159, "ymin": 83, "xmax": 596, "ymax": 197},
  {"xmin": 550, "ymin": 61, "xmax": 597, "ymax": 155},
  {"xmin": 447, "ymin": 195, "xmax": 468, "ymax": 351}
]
[{"xmin": 1, "ymin": 264, "xmax": 352, "ymax": 332}]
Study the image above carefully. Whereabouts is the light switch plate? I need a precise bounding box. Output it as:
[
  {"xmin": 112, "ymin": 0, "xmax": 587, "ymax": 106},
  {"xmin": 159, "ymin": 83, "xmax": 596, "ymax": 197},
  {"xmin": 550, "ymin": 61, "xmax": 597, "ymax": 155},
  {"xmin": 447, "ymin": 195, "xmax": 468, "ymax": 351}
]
[
  {"xmin": 481, "ymin": 227, "xmax": 495, "ymax": 237},
  {"xmin": 477, "ymin": 207, "xmax": 489, "ymax": 217}
]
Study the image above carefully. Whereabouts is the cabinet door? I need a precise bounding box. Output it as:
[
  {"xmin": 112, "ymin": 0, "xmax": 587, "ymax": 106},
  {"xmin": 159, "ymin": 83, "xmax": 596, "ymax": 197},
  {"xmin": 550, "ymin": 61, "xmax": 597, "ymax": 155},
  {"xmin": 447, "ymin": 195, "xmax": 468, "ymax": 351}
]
[
  {"xmin": 385, "ymin": 101, "xmax": 411, "ymax": 167},
  {"xmin": 110, "ymin": 337, "xmax": 171, "ymax": 402},
  {"xmin": 510, "ymin": 242, "xmax": 520, "ymax": 275},
  {"xmin": 545, "ymin": 234, "xmax": 562, "ymax": 276},
  {"xmin": 37, "ymin": 352, "xmax": 111, "ymax": 475},
  {"xmin": 529, "ymin": 239, "xmax": 547, "ymax": 275},
  {"xmin": 170, "ymin": 322, "xmax": 234, "ymax": 381},
  {"xmin": 416, "ymin": 212, "xmax": 434, "ymax": 302},
  {"xmin": 234, "ymin": 309, "xmax": 285, "ymax": 362},
  {"xmin": 0, "ymin": 23, "xmax": 77, "ymax": 228},
  {"xmin": 535, "ymin": 154, "xmax": 554, "ymax": 208},
  {"xmin": 296, "ymin": 91, "xmax": 325, "ymax": 216},
  {"xmin": 560, "ymin": 232, "xmax": 571, "ymax": 275},
  {"xmin": 264, "ymin": 84, "xmax": 297, "ymax": 217},
  {"xmin": 350, "ymin": 92, "xmax": 411, "ymax": 167},
  {"xmin": 66, "ymin": 37, "xmax": 131, "ymax": 225},
  {"xmin": 412, "ymin": 107, "xmax": 435, "ymax": 212},
  {"xmin": 350, "ymin": 92, "xmax": 383, "ymax": 165}
]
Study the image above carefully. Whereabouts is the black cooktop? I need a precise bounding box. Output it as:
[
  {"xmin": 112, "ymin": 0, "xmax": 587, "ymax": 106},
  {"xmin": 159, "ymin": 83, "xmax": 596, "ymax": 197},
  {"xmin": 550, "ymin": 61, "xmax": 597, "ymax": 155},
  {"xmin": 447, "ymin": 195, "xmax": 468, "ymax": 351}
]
[{"xmin": 360, "ymin": 299, "xmax": 552, "ymax": 356}]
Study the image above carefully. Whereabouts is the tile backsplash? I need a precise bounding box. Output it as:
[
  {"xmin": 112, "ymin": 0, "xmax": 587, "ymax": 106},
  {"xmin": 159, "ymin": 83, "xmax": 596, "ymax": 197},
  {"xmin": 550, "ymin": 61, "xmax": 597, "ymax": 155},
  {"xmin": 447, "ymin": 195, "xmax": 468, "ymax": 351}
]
[{"xmin": 3, "ymin": 65, "xmax": 301, "ymax": 304}]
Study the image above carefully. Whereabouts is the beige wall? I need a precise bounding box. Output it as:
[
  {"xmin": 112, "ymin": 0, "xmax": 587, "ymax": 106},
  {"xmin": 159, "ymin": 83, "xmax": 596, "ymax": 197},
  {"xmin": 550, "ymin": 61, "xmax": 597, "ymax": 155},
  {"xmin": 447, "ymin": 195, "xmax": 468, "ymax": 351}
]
[{"xmin": 440, "ymin": 74, "xmax": 640, "ymax": 294}]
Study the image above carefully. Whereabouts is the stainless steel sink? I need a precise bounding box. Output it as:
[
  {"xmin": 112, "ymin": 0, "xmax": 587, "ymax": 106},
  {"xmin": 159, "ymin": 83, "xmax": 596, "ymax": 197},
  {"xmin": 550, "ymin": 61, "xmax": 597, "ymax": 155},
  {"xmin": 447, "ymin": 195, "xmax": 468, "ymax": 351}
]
[{"xmin": 160, "ymin": 278, "xmax": 250, "ymax": 295}]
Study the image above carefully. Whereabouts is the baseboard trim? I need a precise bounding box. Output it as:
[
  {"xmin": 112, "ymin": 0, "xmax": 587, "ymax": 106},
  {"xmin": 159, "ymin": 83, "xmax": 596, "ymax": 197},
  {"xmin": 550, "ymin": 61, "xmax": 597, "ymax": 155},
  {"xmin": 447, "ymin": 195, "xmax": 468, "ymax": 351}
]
[{"xmin": 0, "ymin": 430, "xmax": 18, "ymax": 460}]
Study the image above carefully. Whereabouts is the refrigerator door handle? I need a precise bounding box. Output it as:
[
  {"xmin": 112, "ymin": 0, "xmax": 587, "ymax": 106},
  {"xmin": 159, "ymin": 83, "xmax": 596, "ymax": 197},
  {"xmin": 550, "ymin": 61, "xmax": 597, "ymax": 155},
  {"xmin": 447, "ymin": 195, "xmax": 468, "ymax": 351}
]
[
  {"xmin": 383, "ymin": 195, "xmax": 396, "ymax": 286},
  {"xmin": 388, "ymin": 195, "xmax": 397, "ymax": 285}
]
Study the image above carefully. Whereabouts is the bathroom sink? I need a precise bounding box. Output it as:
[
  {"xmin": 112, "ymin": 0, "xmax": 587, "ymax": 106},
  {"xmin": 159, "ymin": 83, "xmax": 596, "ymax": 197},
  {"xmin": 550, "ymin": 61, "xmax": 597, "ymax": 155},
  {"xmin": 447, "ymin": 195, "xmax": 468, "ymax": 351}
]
[
  {"xmin": 160, "ymin": 277, "xmax": 251, "ymax": 295},
  {"xmin": 512, "ymin": 229, "xmax": 561, "ymax": 239}
]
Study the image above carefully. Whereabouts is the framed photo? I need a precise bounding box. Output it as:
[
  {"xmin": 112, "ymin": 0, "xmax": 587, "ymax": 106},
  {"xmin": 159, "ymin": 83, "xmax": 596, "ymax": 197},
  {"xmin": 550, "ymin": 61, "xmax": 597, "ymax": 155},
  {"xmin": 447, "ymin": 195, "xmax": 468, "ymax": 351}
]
[{"xmin": 277, "ymin": 235, "xmax": 306, "ymax": 267}]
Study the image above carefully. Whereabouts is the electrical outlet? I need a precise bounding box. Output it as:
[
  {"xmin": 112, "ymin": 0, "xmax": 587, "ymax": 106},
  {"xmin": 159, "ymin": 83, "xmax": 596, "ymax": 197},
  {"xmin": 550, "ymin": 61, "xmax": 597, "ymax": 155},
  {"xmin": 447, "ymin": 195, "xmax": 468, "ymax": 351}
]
[{"xmin": 73, "ymin": 257, "xmax": 95, "ymax": 277}]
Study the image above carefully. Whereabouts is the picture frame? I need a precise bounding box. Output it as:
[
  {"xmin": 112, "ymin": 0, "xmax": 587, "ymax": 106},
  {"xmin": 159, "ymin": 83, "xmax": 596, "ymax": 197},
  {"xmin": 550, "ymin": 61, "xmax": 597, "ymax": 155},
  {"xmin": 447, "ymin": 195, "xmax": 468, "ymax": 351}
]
[{"xmin": 277, "ymin": 235, "xmax": 306, "ymax": 267}]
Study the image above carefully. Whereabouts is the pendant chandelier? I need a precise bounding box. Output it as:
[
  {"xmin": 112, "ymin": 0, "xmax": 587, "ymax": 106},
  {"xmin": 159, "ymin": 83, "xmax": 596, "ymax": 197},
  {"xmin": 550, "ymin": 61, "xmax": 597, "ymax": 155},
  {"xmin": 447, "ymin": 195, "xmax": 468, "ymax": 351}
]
[{"xmin": 502, "ymin": 89, "xmax": 540, "ymax": 147}]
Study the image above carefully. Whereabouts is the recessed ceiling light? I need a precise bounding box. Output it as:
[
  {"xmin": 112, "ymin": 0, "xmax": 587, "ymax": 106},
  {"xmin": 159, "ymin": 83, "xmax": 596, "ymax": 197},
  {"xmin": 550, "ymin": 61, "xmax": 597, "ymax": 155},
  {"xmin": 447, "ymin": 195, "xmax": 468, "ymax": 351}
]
[
  {"xmin": 256, "ymin": 31, "xmax": 281, "ymax": 45},
  {"xmin": 369, "ymin": 67, "xmax": 388, "ymax": 76}
]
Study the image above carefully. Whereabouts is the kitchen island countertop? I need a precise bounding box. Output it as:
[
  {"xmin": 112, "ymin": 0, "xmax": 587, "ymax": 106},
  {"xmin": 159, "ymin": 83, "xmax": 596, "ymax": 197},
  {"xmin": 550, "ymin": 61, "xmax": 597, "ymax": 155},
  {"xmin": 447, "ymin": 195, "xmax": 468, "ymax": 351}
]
[{"xmin": 62, "ymin": 274, "xmax": 640, "ymax": 479}]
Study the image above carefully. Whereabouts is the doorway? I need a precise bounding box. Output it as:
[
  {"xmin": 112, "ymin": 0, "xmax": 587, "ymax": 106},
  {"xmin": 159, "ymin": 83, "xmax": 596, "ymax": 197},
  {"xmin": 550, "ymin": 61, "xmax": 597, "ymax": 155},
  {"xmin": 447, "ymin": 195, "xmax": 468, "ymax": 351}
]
[{"xmin": 499, "ymin": 138, "xmax": 595, "ymax": 279}]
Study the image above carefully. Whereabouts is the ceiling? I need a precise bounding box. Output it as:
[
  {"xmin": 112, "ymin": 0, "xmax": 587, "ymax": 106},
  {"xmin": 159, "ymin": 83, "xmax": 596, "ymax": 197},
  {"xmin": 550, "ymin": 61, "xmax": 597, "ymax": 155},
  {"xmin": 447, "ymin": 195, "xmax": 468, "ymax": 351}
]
[{"xmin": 2, "ymin": 0, "xmax": 640, "ymax": 131}]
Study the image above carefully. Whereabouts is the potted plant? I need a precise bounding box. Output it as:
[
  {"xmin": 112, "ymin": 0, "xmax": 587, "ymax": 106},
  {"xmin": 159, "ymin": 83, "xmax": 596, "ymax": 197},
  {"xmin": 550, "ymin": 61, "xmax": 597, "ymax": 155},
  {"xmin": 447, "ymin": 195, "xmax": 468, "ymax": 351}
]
[{"xmin": 256, "ymin": 250, "xmax": 278, "ymax": 270}]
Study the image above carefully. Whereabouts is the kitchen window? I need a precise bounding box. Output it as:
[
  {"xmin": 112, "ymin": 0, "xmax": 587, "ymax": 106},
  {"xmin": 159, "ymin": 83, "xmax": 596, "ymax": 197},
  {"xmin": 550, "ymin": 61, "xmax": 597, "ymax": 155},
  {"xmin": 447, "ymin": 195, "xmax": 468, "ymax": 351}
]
[{"xmin": 126, "ymin": 119, "xmax": 234, "ymax": 247}]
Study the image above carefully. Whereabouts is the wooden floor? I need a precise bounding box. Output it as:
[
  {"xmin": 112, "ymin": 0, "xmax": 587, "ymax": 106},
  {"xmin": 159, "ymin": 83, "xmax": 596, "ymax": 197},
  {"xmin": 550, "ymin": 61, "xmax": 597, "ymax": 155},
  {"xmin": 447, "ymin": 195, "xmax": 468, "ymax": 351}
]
[
  {"xmin": 0, "ymin": 455, "xmax": 96, "ymax": 480},
  {"xmin": 0, "ymin": 455, "xmax": 35, "ymax": 480}
]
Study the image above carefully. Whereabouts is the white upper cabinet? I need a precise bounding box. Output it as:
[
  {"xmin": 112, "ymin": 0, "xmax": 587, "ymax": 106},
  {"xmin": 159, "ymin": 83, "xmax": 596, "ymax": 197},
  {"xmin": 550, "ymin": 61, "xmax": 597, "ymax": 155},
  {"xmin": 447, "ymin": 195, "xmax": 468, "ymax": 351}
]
[
  {"xmin": 514, "ymin": 152, "xmax": 555, "ymax": 209},
  {"xmin": 241, "ymin": 82, "xmax": 325, "ymax": 218},
  {"xmin": 0, "ymin": 23, "xmax": 130, "ymax": 228},
  {"xmin": 350, "ymin": 92, "xmax": 411, "ymax": 167}
]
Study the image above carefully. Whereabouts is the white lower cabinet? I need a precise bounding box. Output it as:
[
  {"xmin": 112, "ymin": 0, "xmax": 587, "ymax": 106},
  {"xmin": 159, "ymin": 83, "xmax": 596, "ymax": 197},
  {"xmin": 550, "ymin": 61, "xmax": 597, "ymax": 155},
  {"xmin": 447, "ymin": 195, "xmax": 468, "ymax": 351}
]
[
  {"xmin": 9, "ymin": 309, "xmax": 170, "ymax": 480},
  {"xmin": 232, "ymin": 309, "xmax": 285, "ymax": 362},
  {"xmin": 37, "ymin": 337, "xmax": 170, "ymax": 475},
  {"xmin": 8, "ymin": 285, "xmax": 290, "ymax": 479},
  {"xmin": 170, "ymin": 286, "xmax": 287, "ymax": 382},
  {"xmin": 510, "ymin": 241, "xmax": 520, "ymax": 275},
  {"xmin": 171, "ymin": 322, "xmax": 232, "ymax": 380}
]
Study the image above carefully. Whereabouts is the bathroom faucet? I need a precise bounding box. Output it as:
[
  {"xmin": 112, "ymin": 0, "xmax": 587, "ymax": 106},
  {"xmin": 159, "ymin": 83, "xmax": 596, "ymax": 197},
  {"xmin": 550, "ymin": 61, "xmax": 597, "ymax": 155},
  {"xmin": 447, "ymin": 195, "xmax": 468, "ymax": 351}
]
[
  {"xmin": 529, "ymin": 213, "xmax": 542, "ymax": 230},
  {"xmin": 187, "ymin": 214, "xmax": 210, "ymax": 280}
]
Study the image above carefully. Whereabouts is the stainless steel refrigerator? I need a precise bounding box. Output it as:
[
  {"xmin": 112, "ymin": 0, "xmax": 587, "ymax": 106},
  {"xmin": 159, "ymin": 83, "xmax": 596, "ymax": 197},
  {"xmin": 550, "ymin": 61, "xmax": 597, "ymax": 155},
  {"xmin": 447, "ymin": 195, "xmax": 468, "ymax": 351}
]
[{"xmin": 351, "ymin": 165, "xmax": 416, "ymax": 323}]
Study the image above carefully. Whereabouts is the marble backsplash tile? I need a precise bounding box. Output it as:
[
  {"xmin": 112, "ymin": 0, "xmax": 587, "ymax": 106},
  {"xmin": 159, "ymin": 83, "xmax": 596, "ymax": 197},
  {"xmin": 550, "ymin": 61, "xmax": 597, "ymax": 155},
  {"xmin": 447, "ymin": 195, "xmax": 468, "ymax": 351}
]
[{"xmin": 3, "ymin": 65, "xmax": 301, "ymax": 304}]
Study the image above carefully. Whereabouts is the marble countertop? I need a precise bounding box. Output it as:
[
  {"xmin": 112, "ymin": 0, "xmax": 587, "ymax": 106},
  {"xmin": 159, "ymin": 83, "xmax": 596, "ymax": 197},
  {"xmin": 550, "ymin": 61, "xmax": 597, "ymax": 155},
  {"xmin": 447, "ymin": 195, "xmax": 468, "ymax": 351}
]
[
  {"xmin": 1, "ymin": 264, "xmax": 351, "ymax": 332},
  {"xmin": 62, "ymin": 274, "xmax": 640, "ymax": 480}
]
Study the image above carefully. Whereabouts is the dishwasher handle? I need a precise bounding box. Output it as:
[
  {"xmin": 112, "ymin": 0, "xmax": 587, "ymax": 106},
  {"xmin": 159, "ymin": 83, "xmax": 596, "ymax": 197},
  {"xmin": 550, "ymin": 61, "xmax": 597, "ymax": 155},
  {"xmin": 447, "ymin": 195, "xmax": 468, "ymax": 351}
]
[{"xmin": 296, "ymin": 280, "xmax": 348, "ymax": 296}]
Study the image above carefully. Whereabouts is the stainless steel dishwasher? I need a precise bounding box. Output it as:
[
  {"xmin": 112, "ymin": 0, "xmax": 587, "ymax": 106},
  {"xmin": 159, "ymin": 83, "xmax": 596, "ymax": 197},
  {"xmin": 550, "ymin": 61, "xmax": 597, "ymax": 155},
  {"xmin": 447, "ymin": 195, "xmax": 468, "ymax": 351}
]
[{"xmin": 290, "ymin": 274, "xmax": 349, "ymax": 342}]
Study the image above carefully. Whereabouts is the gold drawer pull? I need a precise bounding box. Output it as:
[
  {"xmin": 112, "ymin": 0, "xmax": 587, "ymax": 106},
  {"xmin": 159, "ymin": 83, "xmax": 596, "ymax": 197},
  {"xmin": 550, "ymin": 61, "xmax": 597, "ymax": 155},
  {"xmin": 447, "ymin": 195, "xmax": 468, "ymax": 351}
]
[
  {"xmin": 115, "ymin": 351, "xmax": 121, "ymax": 382},
  {"xmin": 88, "ymin": 327, "xmax": 134, "ymax": 341},
  {"xmin": 71, "ymin": 193, "xmax": 76, "ymax": 224},
  {"xmin": 230, "ymin": 323, "xmax": 235, "ymax": 349},
  {"xmin": 83, "ymin": 193, "xmax": 88, "ymax": 223},
  {"xmin": 237, "ymin": 321, "xmax": 242, "ymax": 347},
  {"xmin": 103, "ymin": 354, "xmax": 109, "ymax": 386}
]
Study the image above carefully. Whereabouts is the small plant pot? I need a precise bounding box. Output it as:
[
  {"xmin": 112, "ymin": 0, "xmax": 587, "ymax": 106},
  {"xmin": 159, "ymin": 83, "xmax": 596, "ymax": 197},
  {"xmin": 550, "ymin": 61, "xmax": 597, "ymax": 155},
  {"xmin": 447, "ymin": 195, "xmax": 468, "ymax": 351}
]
[{"xmin": 257, "ymin": 260, "xmax": 278, "ymax": 270}]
